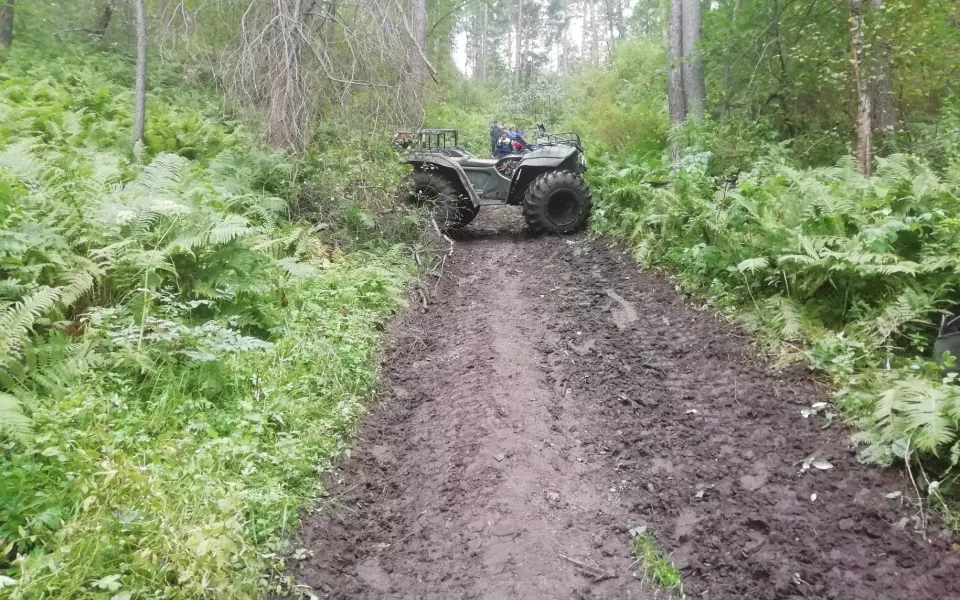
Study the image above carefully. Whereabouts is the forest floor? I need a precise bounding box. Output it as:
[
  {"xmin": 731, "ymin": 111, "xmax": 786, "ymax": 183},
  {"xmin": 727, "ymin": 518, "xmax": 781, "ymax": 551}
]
[{"xmin": 290, "ymin": 208, "xmax": 960, "ymax": 600}]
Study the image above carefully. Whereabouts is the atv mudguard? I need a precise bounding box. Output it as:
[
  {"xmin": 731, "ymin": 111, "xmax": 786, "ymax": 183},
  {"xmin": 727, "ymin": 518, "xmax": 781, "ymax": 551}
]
[
  {"xmin": 403, "ymin": 153, "xmax": 482, "ymax": 208},
  {"xmin": 516, "ymin": 145, "xmax": 580, "ymax": 169}
]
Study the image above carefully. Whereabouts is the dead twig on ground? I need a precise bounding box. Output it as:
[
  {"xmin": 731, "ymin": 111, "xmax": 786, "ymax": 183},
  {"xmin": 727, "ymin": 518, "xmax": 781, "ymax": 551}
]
[
  {"xmin": 555, "ymin": 550, "xmax": 616, "ymax": 582},
  {"xmin": 430, "ymin": 218, "xmax": 454, "ymax": 256}
]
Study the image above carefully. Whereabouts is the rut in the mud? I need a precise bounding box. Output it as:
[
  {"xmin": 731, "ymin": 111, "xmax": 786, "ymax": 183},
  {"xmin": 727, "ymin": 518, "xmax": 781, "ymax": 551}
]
[{"xmin": 292, "ymin": 208, "xmax": 960, "ymax": 600}]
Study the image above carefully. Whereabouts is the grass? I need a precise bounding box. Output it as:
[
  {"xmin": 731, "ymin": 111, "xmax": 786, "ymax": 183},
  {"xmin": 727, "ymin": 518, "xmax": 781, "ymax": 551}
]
[{"xmin": 631, "ymin": 534, "xmax": 684, "ymax": 595}]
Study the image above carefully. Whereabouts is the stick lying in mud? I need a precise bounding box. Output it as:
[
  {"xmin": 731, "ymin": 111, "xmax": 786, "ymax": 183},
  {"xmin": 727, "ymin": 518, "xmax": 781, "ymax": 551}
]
[
  {"xmin": 555, "ymin": 550, "xmax": 616, "ymax": 583},
  {"xmin": 431, "ymin": 218, "xmax": 454, "ymax": 256}
]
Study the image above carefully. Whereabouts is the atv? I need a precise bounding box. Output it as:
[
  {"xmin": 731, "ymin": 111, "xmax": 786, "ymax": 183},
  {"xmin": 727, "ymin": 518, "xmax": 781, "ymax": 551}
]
[{"xmin": 396, "ymin": 127, "xmax": 591, "ymax": 234}]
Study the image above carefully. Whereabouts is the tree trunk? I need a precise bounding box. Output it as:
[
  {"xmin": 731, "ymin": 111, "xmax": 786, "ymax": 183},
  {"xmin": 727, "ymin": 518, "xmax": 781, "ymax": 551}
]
[
  {"xmin": 514, "ymin": 0, "xmax": 523, "ymax": 86},
  {"xmin": 680, "ymin": 0, "xmax": 705, "ymax": 121},
  {"xmin": 132, "ymin": 0, "xmax": 148, "ymax": 147},
  {"xmin": 614, "ymin": 0, "xmax": 625, "ymax": 40},
  {"xmin": 559, "ymin": 0, "xmax": 568, "ymax": 76},
  {"xmin": 589, "ymin": 0, "xmax": 598, "ymax": 66},
  {"xmin": 580, "ymin": 0, "xmax": 587, "ymax": 71},
  {"xmin": 0, "ymin": 0, "xmax": 13, "ymax": 56},
  {"xmin": 667, "ymin": 0, "xmax": 685, "ymax": 127},
  {"xmin": 411, "ymin": 0, "xmax": 427, "ymax": 90},
  {"xmin": 323, "ymin": 0, "xmax": 338, "ymax": 45},
  {"xmin": 480, "ymin": 3, "xmax": 488, "ymax": 80},
  {"xmin": 605, "ymin": 0, "xmax": 616, "ymax": 57},
  {"xmin": 718, "ymin": 0, "xmax": 741, "ymax": 119},
  {"xmin": 267, "ymin": 0, "xmax": 307, "ymax": 150},
  {"xmin": 869, "ymin": 0, "xmax": 895, "ymax": 136},
  {"xmin": 849, "ymin": 0, "xmax": 872, "ymax": 174},
  {"xmin": 93, "ymin": 1, "xmax": 114, "ymax": 39}
]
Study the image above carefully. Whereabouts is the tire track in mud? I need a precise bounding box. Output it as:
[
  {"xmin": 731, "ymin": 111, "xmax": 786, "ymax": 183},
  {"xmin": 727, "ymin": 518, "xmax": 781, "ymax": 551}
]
[{"xmin": 291, "ymin": 208, "xmax": 960, "ymax": 600}]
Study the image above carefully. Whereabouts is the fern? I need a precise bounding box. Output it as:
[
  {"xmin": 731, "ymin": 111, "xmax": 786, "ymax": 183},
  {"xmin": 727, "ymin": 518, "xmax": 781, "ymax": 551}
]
[
  {"xmin": 764, "ymin": 295, "xmax": 803, "ymax": 340},
  {"xmin": 0, "ymin": 287, "xmax": 62, "ymax": 361},
  {"xmin": 737, "ymin": 257, "xmax": 769, "ymax": 273},
  {"xmin": 0, "ymin": 392, "xmax": 31, "ymax": 442},
  {"xmin": 874, "ymin": 378, "xmax": 960, "ymax": 454},
  {"xmin": 866, "ymin": 288, "xmax": 936, "ymax": 348}
]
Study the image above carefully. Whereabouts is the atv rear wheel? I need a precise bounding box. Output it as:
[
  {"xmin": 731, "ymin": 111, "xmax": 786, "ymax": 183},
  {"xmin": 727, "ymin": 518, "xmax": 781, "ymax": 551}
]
[
  {"xmin": 522, "ymin": 170, "xmax": 592, "ymax": 234},
  {"xmin": 403, "ymin": 170, "xmax": 478, "ymax": 229}
]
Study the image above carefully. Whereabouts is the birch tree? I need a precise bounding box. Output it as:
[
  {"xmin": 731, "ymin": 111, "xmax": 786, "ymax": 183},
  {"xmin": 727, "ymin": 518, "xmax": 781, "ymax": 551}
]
[
  {"xmin": 870, "ymin": 0, "xmax": 894, "ymax": 137},
  {"xmin": 132, "ymin": 0, "xmax": 148, "ymax": 146},
  {"xmin": 849, "ymin": 0, "xmax": 872, "ymax": 174},
  {"xmin": 680, "ymin": 0, "xmax": 705, "ymax": 121},
  {"xmin": 667, "ymin": 0, "xmax": 685, "ymax": 126}
]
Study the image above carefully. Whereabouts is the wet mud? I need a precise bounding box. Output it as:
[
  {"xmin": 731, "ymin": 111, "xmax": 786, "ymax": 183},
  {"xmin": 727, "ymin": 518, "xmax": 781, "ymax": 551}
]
[{"xmin": 291, "ymin": 207, "xmax": 960, "ymax": 600}]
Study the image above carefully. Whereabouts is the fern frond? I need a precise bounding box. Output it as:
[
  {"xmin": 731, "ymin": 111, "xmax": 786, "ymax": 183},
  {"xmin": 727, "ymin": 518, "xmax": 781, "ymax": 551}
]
[
  {"xmin": 874, "ymin": 378, "xmax": 958, "ymax": 454},
  {"xmin": 276, "ymin": 257, "xmax": 321, "ymax": 279},
  {"xmin": 0, "ymin": 287, "xmax": 62, "ymax": 361},
  {"xmin": 208, "ymin": 215, "xmax": 254, "ymax": 246},
  {"xmin": 866, "ymin": 288, "xmax": 935, "ymax": 346},
  {"xmin": 0, "ymin": 392, "xmax": 31, "ymax": 442},
  {"xmin": 765, "ymin": 295, "xmax": 803, "ymax": 340},
  {"xmin": 126, "ymin": 153, "xmax": 188, "ymax": 197},
  {"xmin": 737, "ymin": 257, "xmax": 769, "ymax": 273},
  {"xmin": 0, "ymin": 140, "xmax": 45, "ymax": 188}
]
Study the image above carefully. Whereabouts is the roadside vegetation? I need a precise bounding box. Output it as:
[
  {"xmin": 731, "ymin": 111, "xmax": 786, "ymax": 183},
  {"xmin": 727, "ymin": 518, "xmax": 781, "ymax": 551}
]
[
  {"xmin": 578, "ymin": 2, "xmax": 960, "ymax": 524},
  {"xmin": 0, "ymin": 5, "xmax": 422, "ymax": 598}
]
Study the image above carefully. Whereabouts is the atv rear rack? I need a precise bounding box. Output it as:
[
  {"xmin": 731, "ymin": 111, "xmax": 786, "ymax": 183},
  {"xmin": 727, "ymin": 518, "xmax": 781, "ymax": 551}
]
[
  {"xmin": 533, "ymin": 130, "xmax": 582, "ymax": 150},
  {"xmin": 394, "ymin": 129, "xmax": 461, "ymax": 151}
]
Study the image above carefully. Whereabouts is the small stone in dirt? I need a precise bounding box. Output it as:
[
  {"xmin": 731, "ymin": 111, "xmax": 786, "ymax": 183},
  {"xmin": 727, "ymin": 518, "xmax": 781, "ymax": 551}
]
[
  {"xmin": 494, "ymin": 453, "xmax": 505, "ymax": 462},
  {"xmin": 647, "ymin": 482, "xmax": 655, "ymax": 492},
  {"xmin": 629, "ymin": 525, "xmax": 648, "ymax": 538}
]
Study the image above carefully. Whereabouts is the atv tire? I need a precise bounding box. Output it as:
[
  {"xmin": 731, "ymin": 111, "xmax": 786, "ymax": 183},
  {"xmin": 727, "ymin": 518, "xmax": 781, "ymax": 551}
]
[
  {"xmin": 404, "ymin": 170, "xmax": 478, "ymax": 230},
  {"xmin": 522, "ymin": 170, "xmax": 592, "ymax": 234}
]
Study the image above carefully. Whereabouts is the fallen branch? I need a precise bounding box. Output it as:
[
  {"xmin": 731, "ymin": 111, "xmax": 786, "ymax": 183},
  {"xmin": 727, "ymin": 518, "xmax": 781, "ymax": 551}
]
[
  {"xmin": 430, "ymin": 218, "xmax": 454, "ymax": 256},
  {"xmin": 555, "ymin": 551, "xmax": 615, "ymax": 582}
]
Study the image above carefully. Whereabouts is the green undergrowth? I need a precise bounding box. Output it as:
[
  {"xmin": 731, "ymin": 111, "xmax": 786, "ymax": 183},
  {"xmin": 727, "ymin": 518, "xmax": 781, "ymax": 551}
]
[
  {"xmin": 0, "ymin": 37, "xmax": 417, "ymax": 598},
  {"xmin": 631, "ymin": 534, "xmax": 684, "ymax": 595},
  {"xmin": 591, "ymin": 144, "xmax": 960, "ymax": 522}
]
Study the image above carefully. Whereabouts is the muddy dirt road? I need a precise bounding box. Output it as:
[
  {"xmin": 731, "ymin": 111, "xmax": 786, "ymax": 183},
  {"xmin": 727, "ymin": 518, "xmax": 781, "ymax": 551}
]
[{"xmin": 292, "ymin": 208, "xmax": 960, "ymax": 600}]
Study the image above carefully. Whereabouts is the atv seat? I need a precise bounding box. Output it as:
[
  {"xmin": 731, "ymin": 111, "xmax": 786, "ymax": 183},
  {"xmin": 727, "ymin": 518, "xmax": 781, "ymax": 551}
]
[{"xmin": 459, "ymin": 157, "xmax": 500, "ymax": 168}]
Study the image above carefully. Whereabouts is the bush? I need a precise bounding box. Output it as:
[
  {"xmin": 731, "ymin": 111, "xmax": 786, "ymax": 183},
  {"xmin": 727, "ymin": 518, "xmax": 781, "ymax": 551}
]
[
  {"xmin": 591, "ymin": 147, "xmax": 960, "ymax": 498},
  {"xmin": 0, "ymin": 33, "xmax": 416, "ymax": 598}
]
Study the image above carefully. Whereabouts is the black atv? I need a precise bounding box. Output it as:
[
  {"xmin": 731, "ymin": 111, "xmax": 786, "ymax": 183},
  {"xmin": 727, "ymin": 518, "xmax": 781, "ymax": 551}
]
[{"xmin": 396, "ymin": 127, "xmax": 591, "ymax": 234}]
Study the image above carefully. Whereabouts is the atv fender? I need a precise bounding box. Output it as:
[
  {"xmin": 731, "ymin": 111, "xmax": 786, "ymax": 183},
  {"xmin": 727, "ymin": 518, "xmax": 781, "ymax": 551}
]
[
  {"xmin": 507, "ymin": 147, "xmax": 582, "ymax": 204},
  {"xmin": 515, "ymin": 145, "xmax": 579, "ymax": 169},
  {"xmin": 403, "ymin": 154, "xmax": 481, "ymax": 208}
]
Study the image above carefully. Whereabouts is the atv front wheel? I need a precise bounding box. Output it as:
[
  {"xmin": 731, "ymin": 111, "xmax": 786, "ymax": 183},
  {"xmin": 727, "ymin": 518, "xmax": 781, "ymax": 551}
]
[
  {"xmin": 403, "ymin": 171, "xmax": 477, "ymax": 230},
  {"xmin": 522, "ymin": 170, "xmax": 592, "ymax": 234}
]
